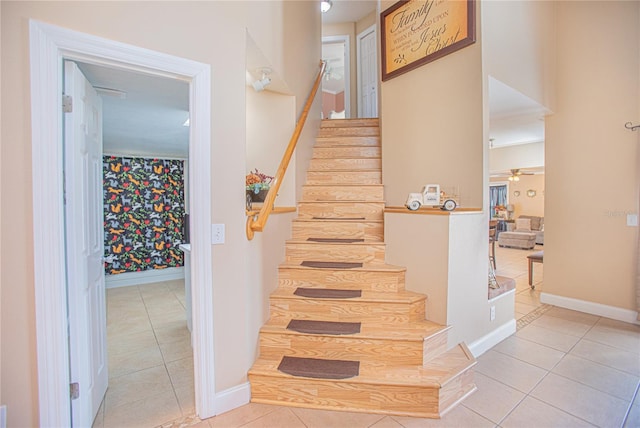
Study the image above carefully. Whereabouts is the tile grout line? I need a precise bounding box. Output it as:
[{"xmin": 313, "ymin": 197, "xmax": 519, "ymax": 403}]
[{"xmin": 621, "ymin": 380, "xmax": 640, "ymax": 428}]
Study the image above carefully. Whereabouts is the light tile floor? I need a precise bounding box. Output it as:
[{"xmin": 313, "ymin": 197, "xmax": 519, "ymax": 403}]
[
  {"xmin": 99, "ymin": 246, "xmax": 640, "ymax": 428},
  {"xmin": 92, "ymin": 279, "xmax": 194, "ymax": 428}
]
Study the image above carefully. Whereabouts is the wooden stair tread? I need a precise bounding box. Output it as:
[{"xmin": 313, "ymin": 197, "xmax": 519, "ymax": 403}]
[
  {"xmin": 263, "ymin": 319, "xmax": 450, "ymax": 341},
  {"xmin": 279, "ymin": 261, "xmax": 406, "ymax": 273},
  {"xmin": 270, "ymin": 287, "xmax": 426, "ymax": 304},
  {"xmin": 320, "ymin": 118, "xmax": 379, "ymax": 128},
  {"xmin": 251, "ymin": 343, "xmax": 475, "ymax": 387}
]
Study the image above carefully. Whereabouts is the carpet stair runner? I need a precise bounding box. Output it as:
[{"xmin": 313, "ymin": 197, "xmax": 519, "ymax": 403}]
[{"xmin": 248, "ymin": 118, "xmax": 476, "ymax": 418}]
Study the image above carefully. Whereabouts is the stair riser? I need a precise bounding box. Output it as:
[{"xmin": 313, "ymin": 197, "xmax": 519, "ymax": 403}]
[
  {"xmin": 291, "ymin": 221, "xmax": 384, "ymax": 241},
  {"xmin": 309, "ymin": 158, "xmax": 381, "ymax": 171},
  {"xmin": 249, "ymin": 375, "xmax": 442, "ymax": 418},
  {"xmin": 259, "ymin": 333, "xmax": 424, "ymax": 365},
  {"xmin": 315, "ymin": 136, "xmax": 380, "ymax": 147},
  {"xmin": 302, "ymin": 185, "xmax": 383, "ymax": 202},
  {"xmin": 278, "ymin": 268, "xmax": 405, "ymax": 292},
  {"xmin": 285, "ymin": 243, "xmax": 386, "ymax": 264},
  {"xmin": 306, "ymin": 171, "xmax": 382, "ymax": 185},
  {"xmin": 440, "ymin": 369, "xmax": 476, "ymax": 415},
  {"xmin": 312, "ymin": 146, "xmax": 381, "ymax": 159},
  {"xmin": 318, "ymin": 127, "xmax": 379, "ymax": 138},
  {"xmin": 297, "ymin": 202, "xmax": 384, "ymax": 221},
  {"xmin": 269, "ymin": 298, "xmax": 426, "ymax": 326},
  {"xmin": 321, "ymin": 119, "xmax": 379, "ymax": 128}
]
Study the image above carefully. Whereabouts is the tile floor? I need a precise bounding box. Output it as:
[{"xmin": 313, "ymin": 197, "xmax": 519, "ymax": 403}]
[
  {"xmin": 97, "ymin": 245, "xmax": 640, "ymax": 428},
  {"xmin": 92, "ymin": 279, "xmax": 194, "ymax": 428}
]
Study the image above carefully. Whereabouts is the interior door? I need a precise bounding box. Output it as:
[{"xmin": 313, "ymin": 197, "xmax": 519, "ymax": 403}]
[
  {"xmin": 64, "ymin": 60, "xmax": 108, "ymax": 427},
  {"xmin": 358, "ymin": 26, "xmax": 378, "ymax": 118}
]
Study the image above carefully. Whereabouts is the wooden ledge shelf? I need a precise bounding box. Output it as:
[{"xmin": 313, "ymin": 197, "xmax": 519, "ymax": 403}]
[
  {"xmin": 384, "ymin": 206, "xmax": 482, "ymax": 215},
  {"xmin": 246, "ymin": 206, "xmax": 297, "ymax": 216}
]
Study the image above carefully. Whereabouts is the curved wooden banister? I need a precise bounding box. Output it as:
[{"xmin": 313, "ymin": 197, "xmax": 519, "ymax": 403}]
[{"xmin": 246, "ymin": 60, "xmax": 327, "ymax": 240}]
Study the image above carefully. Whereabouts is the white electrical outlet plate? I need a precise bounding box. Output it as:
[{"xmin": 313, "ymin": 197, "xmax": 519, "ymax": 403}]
[
  {"xmin": 627, "ymin": 214, "xmax": 638, "ymax": 227},
  {"xmin": 212, "ymin": 224, "xmax": 225, "ymax": 244},
  {"xmin": 490, "ymin": 306, "xmax": 496, "ymax": 321}
]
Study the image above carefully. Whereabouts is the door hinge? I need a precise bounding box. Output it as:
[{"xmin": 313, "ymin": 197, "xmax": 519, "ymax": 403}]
[
  {"xmin": 63, "ymin": 95, "xmax": 73, "ymax": 113},
  {"xmin": 70, "ymin": 382, "xmax": 80, "ymax": 400}
]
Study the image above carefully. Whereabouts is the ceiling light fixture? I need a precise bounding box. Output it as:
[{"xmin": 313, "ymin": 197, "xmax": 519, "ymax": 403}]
[
  {"xmin": 252, "ymin": 67, "xmax": 272, "ymax": 92},
  {"xmin": 94, "ymin": 86, "xmax": 127, "ymax": 99},
  {"xmin": 321, "ymin": 0, "xmax": 332, "ymax": 13}
]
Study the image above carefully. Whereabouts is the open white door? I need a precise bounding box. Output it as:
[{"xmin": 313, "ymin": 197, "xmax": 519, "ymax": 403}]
[
  {"xmin": 64, "ymin": 60, "xmax": 108, "ymax": 427},
  {"xmin": 357, "ymin": 25, "xmax": 378, "ymax": 118}
]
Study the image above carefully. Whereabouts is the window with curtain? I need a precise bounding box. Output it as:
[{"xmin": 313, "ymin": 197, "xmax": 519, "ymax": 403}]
[{"xmin": 489, "ymin": 184, "xmax": 508, "ymax": 218}]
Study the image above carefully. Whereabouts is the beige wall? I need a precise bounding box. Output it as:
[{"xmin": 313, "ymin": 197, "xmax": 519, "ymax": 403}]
[
  {"xmin": 246, "ymin": 90, "xmax": 296, "ymax": 206},
  {"xmin": 356, "ymin": 10, "xmax": 377, "ymax": 36},
  {"xmin": 482, "ymin": 0, "xmax": 556, "ymax": 111},
  {"xmin": 380, "ymin": 1, "xmax": 484, "ymax": 209},
  {"xmin": 0, "ymin": 2, "xmax": 319, "ymax": 425},
  {"xmin": 489, "ymin": 142, "xmax": 544, "ymax": 175},
  {"xmin": 544, "ymin": 1, "xmax": 639, "ymax": 312}
]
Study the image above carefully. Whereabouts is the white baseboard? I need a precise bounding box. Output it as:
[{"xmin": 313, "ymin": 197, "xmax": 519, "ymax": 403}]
[
  {"xmin": 468, "ymin": 319, "xmax": 516, "ymax": 357},
  {"xmin": 105, "ymin": 267, "xmax": 185, "ymax": 288},
  {"xmin": 540, "ymin": 292, "xmax": 640, "ymax": 325},
  {"xmin": 213, "ymin": 382, "xmax": 251, "ymax": 416}
]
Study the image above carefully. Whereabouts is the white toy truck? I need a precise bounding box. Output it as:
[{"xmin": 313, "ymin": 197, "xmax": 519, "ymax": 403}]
[{"xmin": 405, "ymin": 184, "xmax": 458, "ymax": 211}]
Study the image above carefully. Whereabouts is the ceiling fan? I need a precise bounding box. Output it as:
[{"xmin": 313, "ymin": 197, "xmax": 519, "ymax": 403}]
[{"xmin": 504, "ymin": 168, "xmax": 534, "ymax": 181}]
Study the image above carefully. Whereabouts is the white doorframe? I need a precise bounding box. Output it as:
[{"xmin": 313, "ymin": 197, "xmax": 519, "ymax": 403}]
[
  {"xmin": 29, "ymin": 20, "xmax": 216, "ymax": 426},
  {"xmin": 356, "ymin": 24, "xmax": 378, "ymax": 118},
  {"xmin": 322, "ymin": 35, "xmax": 351, "ymax": 118}
]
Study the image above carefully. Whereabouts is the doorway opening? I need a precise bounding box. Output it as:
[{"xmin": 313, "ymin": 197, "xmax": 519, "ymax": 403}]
[
  {"xmin": 322, "ymin": 35, "xmax": 350, "ymax": 119},
  {"xmin": 29, "ymin": 20, "xmax": 215, "ymax": 427},
  {"xmin": 72, "ymin": 58, "xmax": 194, "ymax": 425}
]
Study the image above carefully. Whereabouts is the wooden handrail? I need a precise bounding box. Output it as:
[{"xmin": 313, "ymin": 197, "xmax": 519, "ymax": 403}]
[{"xmin": 246, "ymin": 60, "xmax": 327, "ymax": 240}]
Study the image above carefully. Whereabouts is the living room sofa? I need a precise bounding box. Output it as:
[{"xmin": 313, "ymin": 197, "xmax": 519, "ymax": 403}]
[{"xmin": 499, "ymin": 215, "xmax": 544, "ymax": 249}]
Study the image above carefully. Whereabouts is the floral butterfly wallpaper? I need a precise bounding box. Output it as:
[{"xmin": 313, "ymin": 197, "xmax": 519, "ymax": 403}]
[{"xmin": 103, "ymin": 156, "xmax": 185, "ymax": 275}]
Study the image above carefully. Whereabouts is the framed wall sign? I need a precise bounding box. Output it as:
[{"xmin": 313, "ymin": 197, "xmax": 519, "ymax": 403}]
[{"xmin": 381, "ymin": 0, "xmax": 476, "ymax": 81}]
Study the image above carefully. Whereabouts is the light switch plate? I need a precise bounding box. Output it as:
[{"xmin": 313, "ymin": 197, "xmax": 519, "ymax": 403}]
[
  {"xmin": 212, "ymin": 224, "xmax": 225, "ymax": 244},
  {"xmin": 628, "ymin": 214, "xmax": 638, "ymax": 227}
]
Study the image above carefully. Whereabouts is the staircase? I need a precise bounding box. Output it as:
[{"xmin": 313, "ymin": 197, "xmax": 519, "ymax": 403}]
[{"xmin": 248, "ymin": 118, "xmax": 476, "ymax": 418}]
